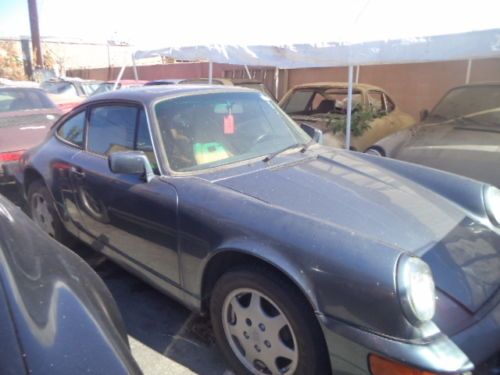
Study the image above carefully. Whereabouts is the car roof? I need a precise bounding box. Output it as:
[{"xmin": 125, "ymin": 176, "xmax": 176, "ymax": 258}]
[
  {"xmin": 290, "ymin": 82, "xmax": 384, "ymax": 91},
  {"xmin": 0, "ymin": 86, "xmax": 48, "ymax": 94},
  {"xmin": 87, "ymin": 84, "xmax": 258, "ymax": 104}
]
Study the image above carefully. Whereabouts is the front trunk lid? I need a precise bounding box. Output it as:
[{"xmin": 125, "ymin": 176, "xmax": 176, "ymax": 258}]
[{"xmin": 211, "ymin": 149, "xmax": 500, "ymax": 312}]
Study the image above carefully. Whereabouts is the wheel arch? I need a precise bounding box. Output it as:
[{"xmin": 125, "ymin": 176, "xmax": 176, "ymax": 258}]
[
  {"xmin": 23, "ymin": 167, "xmax": 45, "ymax": 196},
  {"xmin": 200, "ymin": 244, "xmax": 320, "ymax": 317}
]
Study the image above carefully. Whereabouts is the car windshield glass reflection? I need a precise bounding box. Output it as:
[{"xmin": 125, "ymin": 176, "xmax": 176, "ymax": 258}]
[
  {"xmin": 284, "ymin": 88, "xmax": 363, "ymax": 117},
  {"xmin": 154, "ymin": 92, "xmax": 310, "ymax": 172},
  {"xmin": 431, "ymin": 86, "xmax": 500, "ymax": 120}
]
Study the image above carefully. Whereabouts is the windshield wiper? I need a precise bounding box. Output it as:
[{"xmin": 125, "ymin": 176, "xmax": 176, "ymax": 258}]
[{"xmin": 263, "ymin": 141, "xmax": 313, "ymax": 163}]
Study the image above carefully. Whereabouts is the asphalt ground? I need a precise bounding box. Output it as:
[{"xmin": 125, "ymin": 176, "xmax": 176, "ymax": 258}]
[{"xmin": 0, "ymin": 184, "xmax": 233, "ymax": 375}]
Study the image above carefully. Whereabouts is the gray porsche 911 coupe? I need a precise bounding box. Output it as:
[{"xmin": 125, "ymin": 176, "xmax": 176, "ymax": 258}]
[
  {"xmin": 17, "ymin": 85, "xmax": 499, "ymax": 375},
  {"xmin": 366, "ymin": 83, "xmax": 500, "ymax": 188}
]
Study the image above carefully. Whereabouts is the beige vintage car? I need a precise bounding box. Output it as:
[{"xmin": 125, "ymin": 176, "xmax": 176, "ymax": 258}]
[{"xmin": 279, "ymin": 82, "xmax": 415, "ymax": 151}]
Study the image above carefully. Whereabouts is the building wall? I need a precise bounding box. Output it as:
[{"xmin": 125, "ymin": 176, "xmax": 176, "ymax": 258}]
[{"xmin": 67, "ymin": 57, "xmax": 500, "ymax": 119}]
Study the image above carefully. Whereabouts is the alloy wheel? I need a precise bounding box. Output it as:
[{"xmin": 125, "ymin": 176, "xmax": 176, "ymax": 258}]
[
  {"xmin": 30, "ymin": 192, "xmax": 56, "ymax": 237},
  {"xmin": 222, "ymin": 288, "xmax": 298, "ymax": 374}
]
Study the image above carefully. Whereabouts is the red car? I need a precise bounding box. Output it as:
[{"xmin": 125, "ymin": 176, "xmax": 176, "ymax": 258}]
[{"xmin": 0, "ymin": 87, "xmax": 62, "ymax": 184}]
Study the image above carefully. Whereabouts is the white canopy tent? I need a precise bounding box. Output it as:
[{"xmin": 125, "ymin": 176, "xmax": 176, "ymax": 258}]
[{"xmin": 132, "ymin": 0, "xmax": 500, "ymax": 148}]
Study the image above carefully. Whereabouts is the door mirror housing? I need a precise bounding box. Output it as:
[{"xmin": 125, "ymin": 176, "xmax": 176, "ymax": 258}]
[
  {"xmin": 108, "ymin": 151, "xmax": 155, "ymax": 182},
  {"xmin": 300, "ymin": 123, "xmax": 323, "ymax": 144},
  {"xmin": 419, "ymin": 109, "xmax": 429, "ymax": 121}
]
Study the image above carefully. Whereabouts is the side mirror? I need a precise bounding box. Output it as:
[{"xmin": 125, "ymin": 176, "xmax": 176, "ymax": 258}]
[
  {"xmin": 419, "ymin": 109, "xmax": 429, "ymax": 122},
  {"xmin": 300, "ymin": 123, "xmax": 323, "ymax": 144},
  {"xmin": 108, "ymin": 151, "xmax": 155, "ymax": 182}
]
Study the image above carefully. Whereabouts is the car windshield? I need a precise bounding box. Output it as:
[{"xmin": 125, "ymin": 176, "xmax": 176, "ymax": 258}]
[
  {"xmin": 431, "ymin": 85, "xmax": 500, "ymax": 121},
  {"xmin": 154, "ymin": 92, "xmax": 310, "ymax": 172},
  {"xmin": 283, "ymin": 88, "xmax": 363, "ymax": 116},
  {"xmin": 92, "ymin": 82, "xmax": 117, "ymax": 95},
  {"xmin": 0, "ymin": 89, "xmax": 56, "ymax": 112},
  {"xmin": 41, "ymin": 81, "xmax": 78, "ymax": 96}
]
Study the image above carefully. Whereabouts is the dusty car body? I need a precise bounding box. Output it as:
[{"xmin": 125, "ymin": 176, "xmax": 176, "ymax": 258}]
[
  {"xmin": 279, "ymin": 82, "xmax": 415, "ymax": 150},
  {"xmin": 0, "ymin": 194, "xmax": 141, "ymax": 375},
  {"xmin": 17, "ymin": 86, "xmax": 499, "ymax": 375},
  {"xmin": 0, "ymin": 87, "xmax": 61, "ymax": 184},
  {"xmin": 367, "ymin": 83, "xmax": 500, "ymax": 188},
  {"xmin": 145, "ymin": 78, "xmax": 276, "ymax": 99}
]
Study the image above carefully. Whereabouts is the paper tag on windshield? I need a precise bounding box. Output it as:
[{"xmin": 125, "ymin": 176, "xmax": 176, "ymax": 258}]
[{"xmin": 224, "ymin": 114, "xmax": 235, "ymax": 134}]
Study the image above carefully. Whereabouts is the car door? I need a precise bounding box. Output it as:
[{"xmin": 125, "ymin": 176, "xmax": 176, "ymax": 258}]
[
  {"xmin": 51, "ymin": 109, "xmax": 88, "ymax": 237},
  {"xmin": 70, "ymin": 103, "xmax": 181, "ymax": 288}
]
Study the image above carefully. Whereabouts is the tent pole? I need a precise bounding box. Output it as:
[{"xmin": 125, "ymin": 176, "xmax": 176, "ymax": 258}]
[
  {"xmin": 208, "ymin": 61, "xmax": 213, "ymax": 84},
  {"xmin": 355, "ymin": 65, "xmax": 360, "ymax": 83},
  {"xmin": 465, "ymin": 59, "xmax": 472, "ymax": 84},
  {"xmin": 274, "ymin": 67, "xmax": 279, "ymax": 100},
  {"xmin": 113, "ymin": 65, "xmax": 126, "ymax": 90},
  {"xmin": 345, "ymin": 65, "xmax": 354, "ymax": 150},
  {"xmin": 132, "ymin": 53, "xmax": 139, "ymax": 81},
  {"xmin": 244, "ymin": 65, "xmax": 252, "ymax": 79}
]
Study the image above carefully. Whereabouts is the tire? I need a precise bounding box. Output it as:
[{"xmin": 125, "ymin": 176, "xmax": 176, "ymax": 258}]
[
  {"xmin": 210, "ymin": 268, "xmax": 330, "ymax": 375},
  {"xmin": 27, "ymin": 179, "xmax": 76, "ymax": 246}
]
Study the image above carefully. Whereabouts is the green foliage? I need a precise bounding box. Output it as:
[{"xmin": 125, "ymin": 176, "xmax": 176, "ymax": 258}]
[{"xmin": 326, "ymin": 104, "xmax": 384, "ymax": 137}]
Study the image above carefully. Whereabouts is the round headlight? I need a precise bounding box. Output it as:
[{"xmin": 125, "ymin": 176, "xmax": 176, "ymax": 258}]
[
  {"xmin": 398, "ymin": 256, "xmax": 436, "ymax": 324},
  {"xmin": 485, "ymin": 186, "xmax": 500, "ymax": 225}
]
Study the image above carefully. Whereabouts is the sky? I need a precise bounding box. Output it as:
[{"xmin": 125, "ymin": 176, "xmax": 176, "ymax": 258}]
[{"xmin": 1, "ymin": 0, "xmax": 500, "ymax": 49}]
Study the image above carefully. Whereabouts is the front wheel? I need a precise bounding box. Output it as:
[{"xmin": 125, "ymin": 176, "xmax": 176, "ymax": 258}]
[{"xmin": 210, "ymin": 268, "xmax": 330, "ymax": 375}]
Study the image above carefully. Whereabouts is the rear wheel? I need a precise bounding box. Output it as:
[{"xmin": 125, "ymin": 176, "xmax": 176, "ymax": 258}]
[
  {"xmin": 210, "ymin": 268, "xmax": 330, "ymax": 375},
  {"xmin": 28, "ymin": 180, "xmax": 75, "ymax": 245}
]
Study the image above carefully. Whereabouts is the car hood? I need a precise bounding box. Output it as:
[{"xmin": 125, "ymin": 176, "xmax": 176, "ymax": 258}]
[
  {"xmin": 0, "ymin": 109, "xmax": 60, "ymax": 152},
  {"xmin": 211, "ymin": 150, "xmax": 500, "ymax": 312},
  {"xmin": 387, "ymin": 120, "xmax": 500, "ymax": 187}
]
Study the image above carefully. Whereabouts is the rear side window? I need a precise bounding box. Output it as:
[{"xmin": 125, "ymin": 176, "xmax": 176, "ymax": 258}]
[
  {"xmin": 87, "ymin": 105, "xmax": 138, "ymax": 156},
  {"xmin": 57, "ymin": 111, "xmax": 85, "ymax": 147}
]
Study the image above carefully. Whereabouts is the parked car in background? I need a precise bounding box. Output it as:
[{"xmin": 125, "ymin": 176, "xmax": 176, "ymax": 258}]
[
  {"xmin": 0, "ymin": 87, "xmax": 61, "ymax": 184},
  {"xmin": 366, "ymin": 83, "xmax": 500, "ymax": 188},
  {"xmin": 0, "ymin": 78, "xmax": 39, "ymax": 88},
  {"xmin": 145, "ymin": 77, "xmax": 276, "ymax": 99},
  {"xmin": 279, "ymin": 82, "xmax": 415, "ymax": 150},
  {"xmin": 41, "ymin": 78, "xmax": 101, "ymax": 113},
  {"xmin": 0, "ymin": 194, "xmax": 141, "ymax": 375},
  {"xmin": 92, "ymin": 80, "xmax": 147, "ymax": 95},
  {"xmin": 17, "ymin": 86, "xmax": 500, "ymax": 375},
  {"xmin": 144, "ymin": 79, "xmax": 185, "ymax": 86}
]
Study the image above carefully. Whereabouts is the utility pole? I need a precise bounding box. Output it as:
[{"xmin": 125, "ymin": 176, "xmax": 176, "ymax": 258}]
[{"xmin": 27, "ymin": 0, "xmax": 43, "ymax": 68}]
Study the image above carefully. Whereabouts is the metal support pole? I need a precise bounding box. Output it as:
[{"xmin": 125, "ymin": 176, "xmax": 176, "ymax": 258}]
[
  {"xmin": 465, "ymin": 59, "xmax": 472, "ymax": 84},
  {"xmin": 274, "ymin": 67, "xmax": 279, "ymax": 100},
  {"xmin": 132, "ymin": 53, "xmax": 139, "ymax": 81},
  {"xmin": 208, "ymin": 61, "xmax": 213, "ymax": 84},
  {"xmin": 244, "ymin": 65, "xmax": 252, "ymax": 79},
  {"xmin": 355, "ymin": 65, "xmax": 360, "ymax": 84},
  {"xmin": 27, "ymin": 0, "xmax": 43, "ymax": 68},
  {"xmin": 113, "ymin": 65, "xmax": 126, "ymax": 90},
  {"xmin": 345, "ymin": 65, "xmax": 354, "ymax": 150}
]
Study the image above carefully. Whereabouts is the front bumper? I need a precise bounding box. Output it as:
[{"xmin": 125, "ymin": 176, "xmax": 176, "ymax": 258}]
[{"xmin": 318, "ymin": 313, "xmax": 474, "ymax": 374}]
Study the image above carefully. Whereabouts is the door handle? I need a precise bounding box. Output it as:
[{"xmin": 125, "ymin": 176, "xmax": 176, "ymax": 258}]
[{"xmin": 70, "ymin": 166, "xmax": 85, "ymax": 178}]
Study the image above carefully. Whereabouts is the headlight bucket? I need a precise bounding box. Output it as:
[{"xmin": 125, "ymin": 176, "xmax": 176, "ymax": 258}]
[
  {"xmin": 484, "ymin": 185, "xmax": 500, "ymax": 226},
  {"xmin": 398, "ymin": 256, "xmax": 436, "ymax": 325}
]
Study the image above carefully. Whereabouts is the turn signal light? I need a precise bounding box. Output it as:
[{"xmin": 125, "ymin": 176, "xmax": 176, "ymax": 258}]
[
  {"xmin": 369, "ymin": 355, "xmax": 438, "ymax": 375},
  {"xmin": 0, "ymin": 150, "xmax": 24, "ymax": 162}
]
